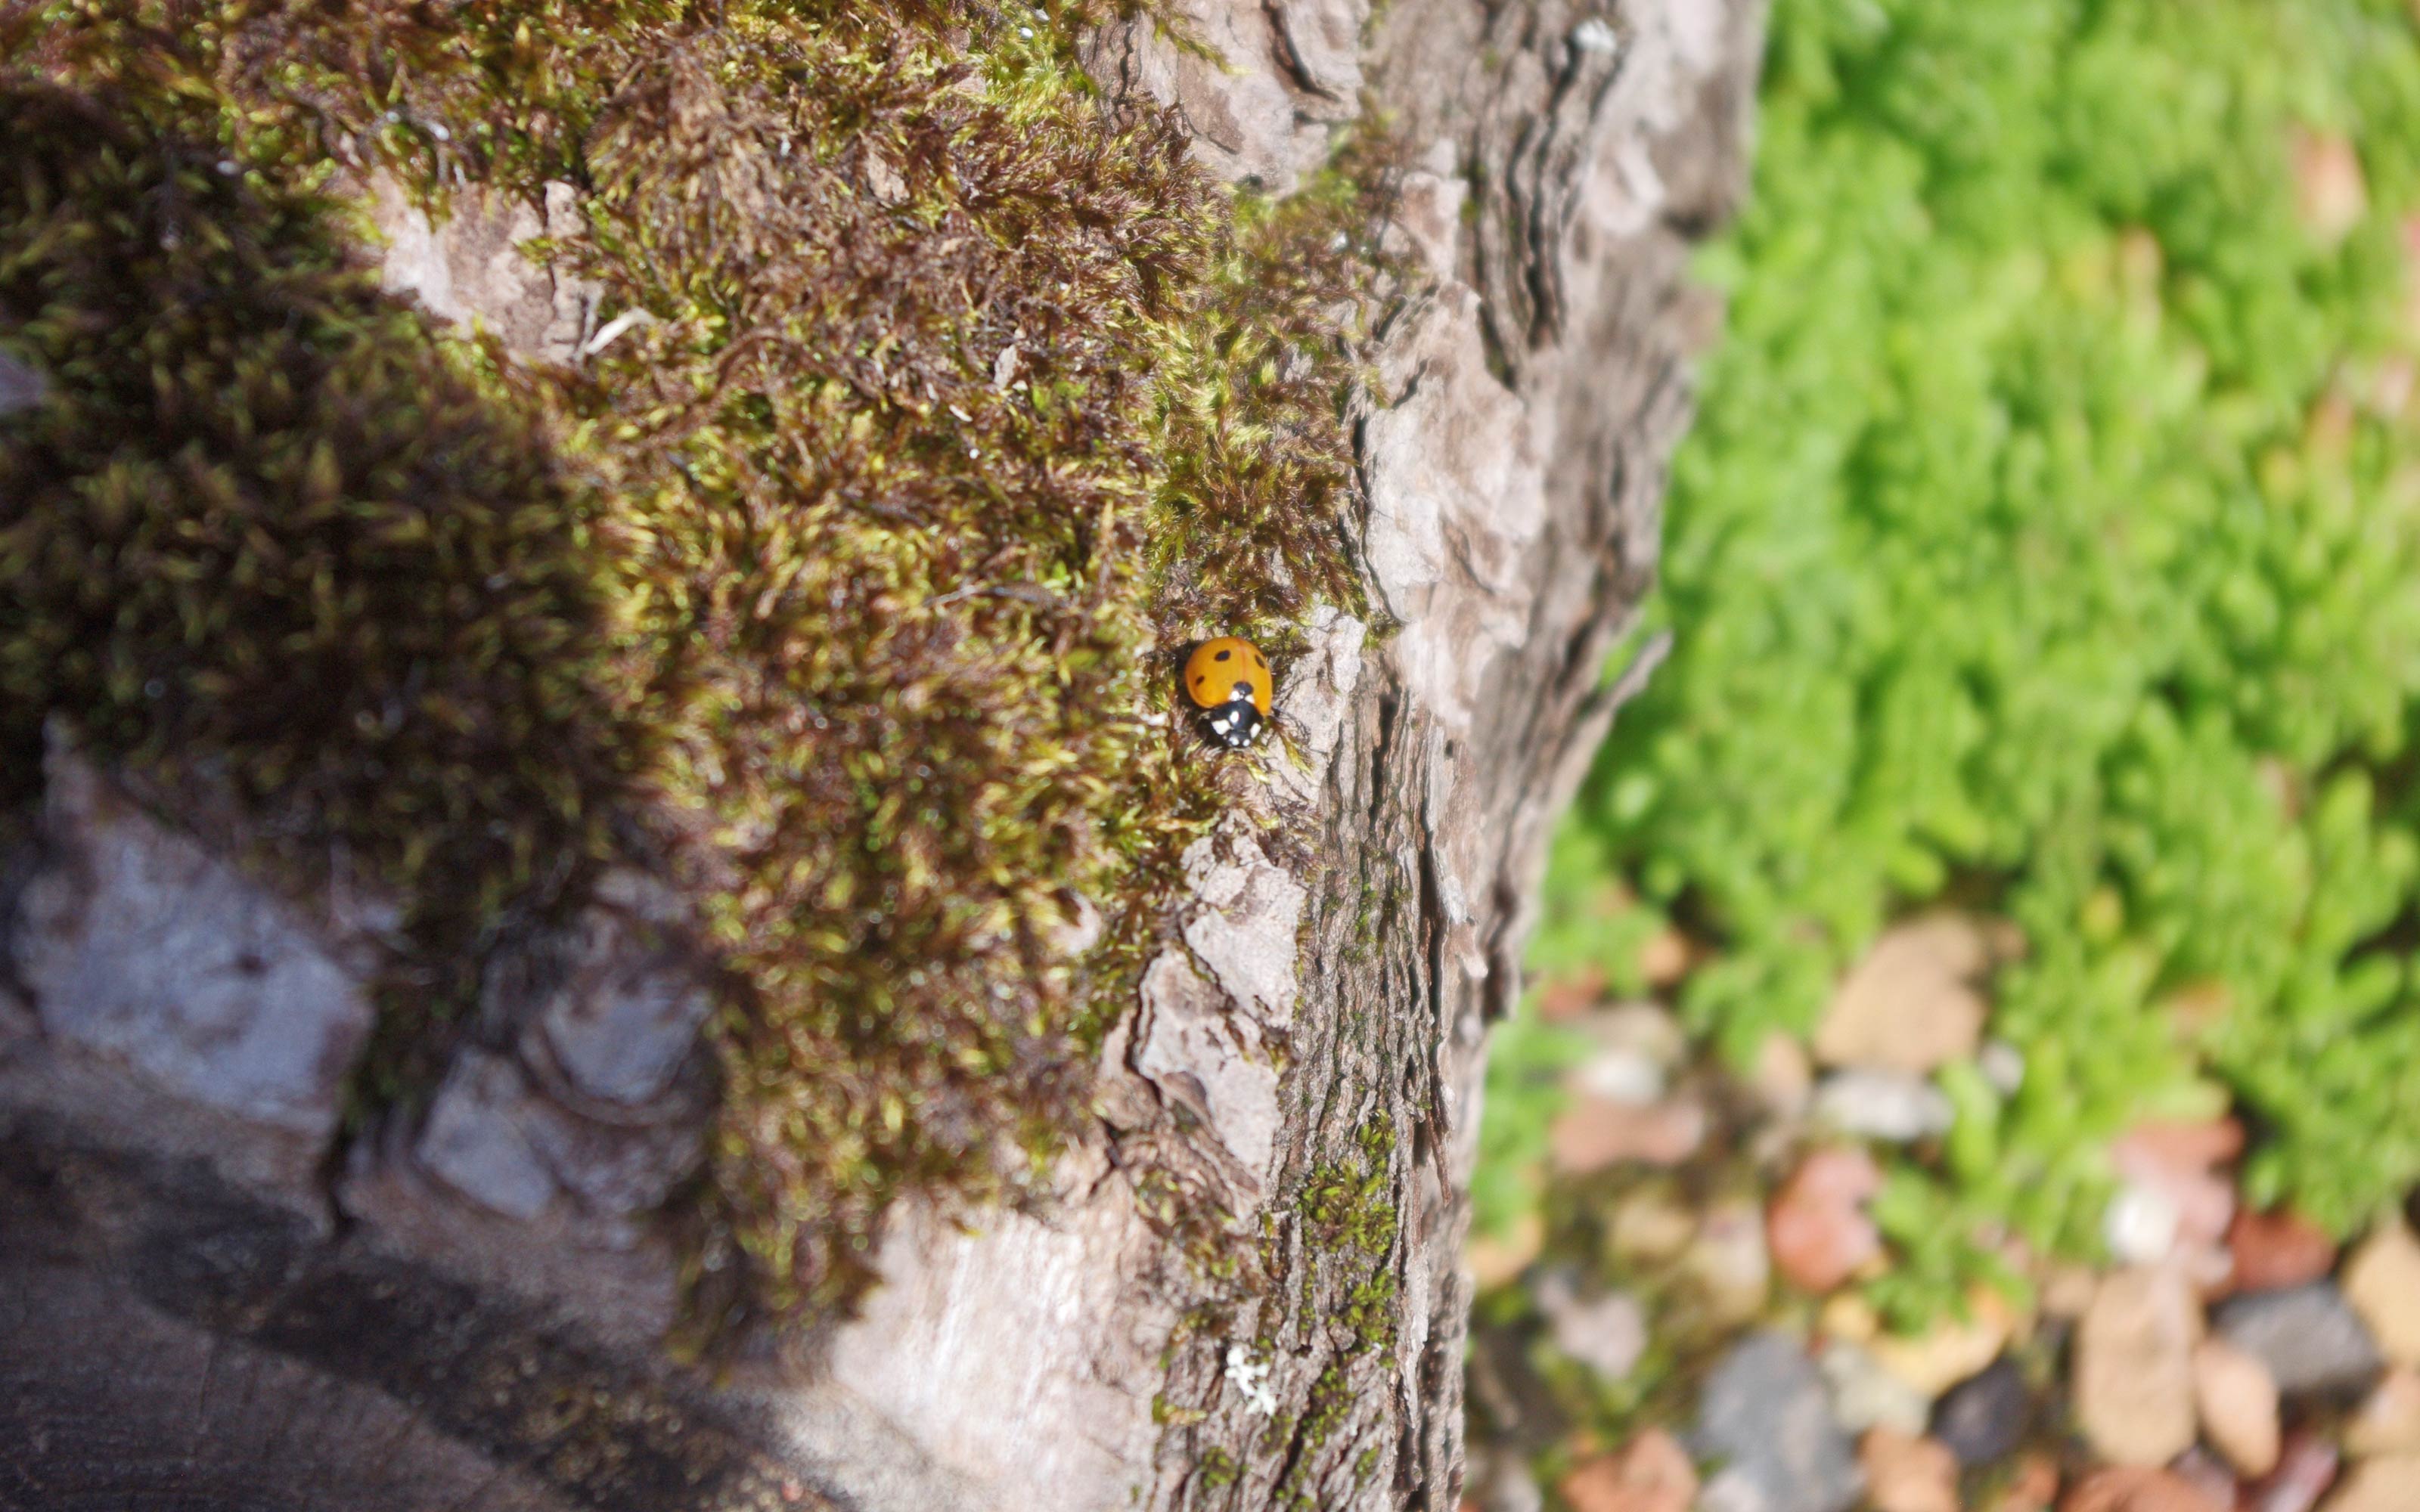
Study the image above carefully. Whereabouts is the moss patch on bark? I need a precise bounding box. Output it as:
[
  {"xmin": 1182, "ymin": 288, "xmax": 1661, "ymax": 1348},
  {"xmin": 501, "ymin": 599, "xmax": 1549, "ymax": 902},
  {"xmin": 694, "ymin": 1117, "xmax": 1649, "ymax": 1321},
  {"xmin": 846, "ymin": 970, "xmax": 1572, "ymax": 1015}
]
[{"xmin": 2, "ymin": 0, "xmax": 1386, "ymax": 1344}]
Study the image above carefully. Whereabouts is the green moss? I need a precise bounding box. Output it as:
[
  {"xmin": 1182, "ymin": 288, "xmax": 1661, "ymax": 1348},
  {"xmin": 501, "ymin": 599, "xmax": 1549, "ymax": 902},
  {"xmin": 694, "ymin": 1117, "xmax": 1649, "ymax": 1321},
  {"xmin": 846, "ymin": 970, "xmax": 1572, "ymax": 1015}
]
[
  {"xmin": 4, "ymin": 0, "xmax": 1385, "ymax": 1344},
  {"xmin": 1196, "ymin": 1446, "xmax": 1239, "ymax": 1489},
  {"xmin": 1152, "ymin": 1391, "xmax": 1209, "ymax": 1428},
  {"xmin": 1286, "ymin": 1364, "xmax": 1351, "ymax": 1458},
  {"xmin": 1298, "ymin": 1123, "xmax": 1398, "ymax": 1257},
  {"xmin": 1295, "ymin": 1119, "xmax": 1401, "ymax": 1370}
]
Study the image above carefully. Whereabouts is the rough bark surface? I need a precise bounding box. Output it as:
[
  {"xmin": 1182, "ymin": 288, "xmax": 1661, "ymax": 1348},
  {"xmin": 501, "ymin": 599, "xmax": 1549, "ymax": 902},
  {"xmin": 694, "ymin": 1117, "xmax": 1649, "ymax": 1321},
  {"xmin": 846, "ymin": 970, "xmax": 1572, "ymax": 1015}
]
[{"xmin": 0, "ymin": 0, "xmax": 1763, "ymax": 1507}]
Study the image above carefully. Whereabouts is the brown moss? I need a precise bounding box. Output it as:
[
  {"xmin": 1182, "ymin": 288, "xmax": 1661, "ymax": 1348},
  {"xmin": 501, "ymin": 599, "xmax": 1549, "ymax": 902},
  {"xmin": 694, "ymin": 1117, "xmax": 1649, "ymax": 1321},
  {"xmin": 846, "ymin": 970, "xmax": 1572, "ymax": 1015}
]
[{"xmin": 2, "ymin": 0, "xmax": 1391, "ymax": 1344}]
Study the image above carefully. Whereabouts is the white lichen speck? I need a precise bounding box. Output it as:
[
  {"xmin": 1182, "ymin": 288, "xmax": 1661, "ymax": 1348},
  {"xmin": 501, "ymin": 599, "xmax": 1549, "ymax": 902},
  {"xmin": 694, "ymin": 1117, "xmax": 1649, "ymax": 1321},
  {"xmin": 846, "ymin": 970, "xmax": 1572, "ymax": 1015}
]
[{"xmin": 1224, "ymin": 1343, "xmax": 1278, "ymax": 1418}]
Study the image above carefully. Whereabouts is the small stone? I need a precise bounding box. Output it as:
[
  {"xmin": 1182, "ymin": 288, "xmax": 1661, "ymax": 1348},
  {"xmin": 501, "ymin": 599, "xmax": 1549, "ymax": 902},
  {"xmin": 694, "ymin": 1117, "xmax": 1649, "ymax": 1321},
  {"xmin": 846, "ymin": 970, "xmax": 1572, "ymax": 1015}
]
[
  {"xmin": 1535, "ymin": 966, "xmax": 1607, "ymax": 1021},
  {"xmin": 1637, "ymin": 928, "xmax": 1695, "ymax": 987},
  {"xmin": 2343, "ymin": 1222, "xmax": 2420, "ymax": 1368},
  {"xmin": 1871, "ymin": 1287, "xmax": 2020, "ymax": 1396},
  {"xmin": 1859, "ymin": 1429, "xmax": 1959, "ymax": 1512},
  {"xmin": 2111, "ymin": 1120, "xmax": 2241, "ymax": 1266},
  {"xmin": 2194, "ymin": 1336, "xmax": 2282, "ymax": 1476},
  {"xmin": 2075, "ymin": 1266, "xmax": 2203, "ymax": 1466},
  {"xmin": 1568, "ymin": 1046, "xmax": 1665, "ymax": 1106},
  {"xmin": 1550, "ymin": 1095, "xmax": 1707, "ymax": 1174},
  {"xmin": 2251, "ymin": 1434, "xmax": 2344, "ymax": 1512},
  {"xmin": 1931, "ymin": 1357, "xmax": 2031, "ymax": 1466},
  {"xmin": 1821, "ymin": 1292, "xmax": 1882, "ymax": 1346},
  {"xmin": 2041, "ymin": 1263, "xmax": 2102, "ymax": 1319},
  {"xmin": 2106, "ymin": 1185, "xmax": 2186, "ymax": 1267},
  {"xmin": 1685, "ymin": 1201, "xmax": 1773, "ymax": 1326},
  {"xmin": 2229, "ymin": 1208, "xmax": 2339, "ymax": 1294},
  {"xmin": 1769, "ymin": 1147, "xmax": 1884, "ymax": 1293},
  {"xmin": 2293, "ymin": 130, "xmax": 2369, "ymax": 246},
  {"xmin": 1536, "ymin": 1271, "xmax": 1649, "ymax": 1380},
  {"xmin": 1821, "ymin": 1342, "xmax": 1933, "ymax": 1437},
  {"xmin": 2214, "ymin": 1283, "xmax": 2384, "ymax": 1397},
  {"xmin": 1751, "ymin": 1032, "xmax": 1815, "ymax": 1118},
  {"xmin": 1813, "ymin": 1069, "xmax": 1956, "ymax": 1142},
  {"xmin": 1557, "ymin": 1428, "xmax": 1698, "ymax": 1512},
  {"xmin": 1691, "ymin": 1331, "xmax": 1863, "ymax": 1512},
  {"xmin": 2167, "ymin": 1448, "xmax": 2245, "ymax": 1507},
  {"xmin": 1696, "ymin": 1469, "xmax": 1764, "ymax": 1512},
  {"xmin": 2345, "ymin": 1370, "xmax": 2420, "ymax": 1457},
  {"xmin": 1816, "ymin": 914, "xmax": 1995, "ymax": 1074},
  {"xmin": 1469, "ymin": 1210, "xmax": 1545, "ymax": 1290},
  {"xmin": 2316, "ymin": 1454, "xmax": 2419, "ymax": 1512},
  {"xmin": 2060, "ymin": 1468, "xmax": 2225, "ymax": 1512},
  {"xmin": 1979, "ymin": 1040, "xmax": 2026, "ymax": 1095},
  {"xmin": 1998, "ymin": 1455, "xmax": 2061, "ymax": 1511},
  {"xmin": 1609, "ymin": 1187, "xmax": 1698, "ymax": 1263},
  {"xmin": 1472, "ymin": 1448, "xmax": 1546, "ymax": 1512},
  {"xmin": 1573, "ymin": 1002, "xmax": 1688, "ymax": 1076}
]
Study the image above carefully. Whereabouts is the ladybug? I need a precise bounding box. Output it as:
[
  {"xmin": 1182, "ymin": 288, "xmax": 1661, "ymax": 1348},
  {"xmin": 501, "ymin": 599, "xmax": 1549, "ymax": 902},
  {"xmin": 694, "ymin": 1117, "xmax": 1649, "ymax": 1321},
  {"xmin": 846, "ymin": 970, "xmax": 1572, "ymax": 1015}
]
[{"xmin": 1183, "ymin": 637, "xmax": 1273, "ymax": 750}]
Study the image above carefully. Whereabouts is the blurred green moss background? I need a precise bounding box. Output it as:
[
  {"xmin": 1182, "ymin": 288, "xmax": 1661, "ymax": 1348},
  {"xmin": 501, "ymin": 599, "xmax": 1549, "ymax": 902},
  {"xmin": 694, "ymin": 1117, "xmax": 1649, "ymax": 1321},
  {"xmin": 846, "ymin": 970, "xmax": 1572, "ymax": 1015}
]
[{"xmin": 1485, "ymin": 0, "xmax": 2420, "ymax": 1311}]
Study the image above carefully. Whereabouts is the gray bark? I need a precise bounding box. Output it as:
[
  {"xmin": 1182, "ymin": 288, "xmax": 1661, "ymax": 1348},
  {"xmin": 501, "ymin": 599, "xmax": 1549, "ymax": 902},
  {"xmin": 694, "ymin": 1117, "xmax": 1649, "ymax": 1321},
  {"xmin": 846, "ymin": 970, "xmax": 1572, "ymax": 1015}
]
[{"xmin": 0, "ymin": 0, "xmax": 1763, "ymax": 1506}]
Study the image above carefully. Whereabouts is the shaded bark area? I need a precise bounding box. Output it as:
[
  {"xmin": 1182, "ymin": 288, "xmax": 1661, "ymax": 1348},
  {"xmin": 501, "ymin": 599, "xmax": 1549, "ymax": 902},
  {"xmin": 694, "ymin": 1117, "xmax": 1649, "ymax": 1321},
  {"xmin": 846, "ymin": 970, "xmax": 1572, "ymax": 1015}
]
[{"xmin": 0, "ymin": 0, "xmax": 1763, "ymax": 1506}]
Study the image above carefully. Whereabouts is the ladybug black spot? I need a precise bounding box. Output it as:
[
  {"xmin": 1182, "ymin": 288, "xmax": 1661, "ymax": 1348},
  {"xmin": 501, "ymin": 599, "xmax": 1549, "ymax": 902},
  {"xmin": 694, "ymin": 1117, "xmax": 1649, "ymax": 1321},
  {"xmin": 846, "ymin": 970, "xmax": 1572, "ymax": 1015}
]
[{"xmin": 1214, "ymin": 648, "xmax": 1232, "ymax": 662}]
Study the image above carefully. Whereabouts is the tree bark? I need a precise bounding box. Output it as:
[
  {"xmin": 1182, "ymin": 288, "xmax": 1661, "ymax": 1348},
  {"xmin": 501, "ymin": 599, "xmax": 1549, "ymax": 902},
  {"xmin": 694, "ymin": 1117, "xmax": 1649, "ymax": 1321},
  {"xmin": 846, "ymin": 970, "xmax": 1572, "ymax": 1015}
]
[{"xmin": 0, "ymin": 0, "xmax": 1763, "ymax": 1507}]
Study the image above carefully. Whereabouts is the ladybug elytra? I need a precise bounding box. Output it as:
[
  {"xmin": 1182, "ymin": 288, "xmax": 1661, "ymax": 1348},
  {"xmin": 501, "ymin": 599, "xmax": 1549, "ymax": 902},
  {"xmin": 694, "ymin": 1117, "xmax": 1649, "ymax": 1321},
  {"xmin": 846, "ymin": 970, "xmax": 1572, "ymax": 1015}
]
[{"xmin": 1183, "ymin": 637, "xmax": 1273, "ymax": 750}]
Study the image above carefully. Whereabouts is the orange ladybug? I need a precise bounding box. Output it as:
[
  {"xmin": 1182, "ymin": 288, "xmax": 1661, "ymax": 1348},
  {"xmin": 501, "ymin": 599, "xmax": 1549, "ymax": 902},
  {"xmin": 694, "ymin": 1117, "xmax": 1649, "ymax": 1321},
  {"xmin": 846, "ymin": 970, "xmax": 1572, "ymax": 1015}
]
[{"xmin": 1183, "ymin": 637, "xmax": 1273, "ymax": 749}]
